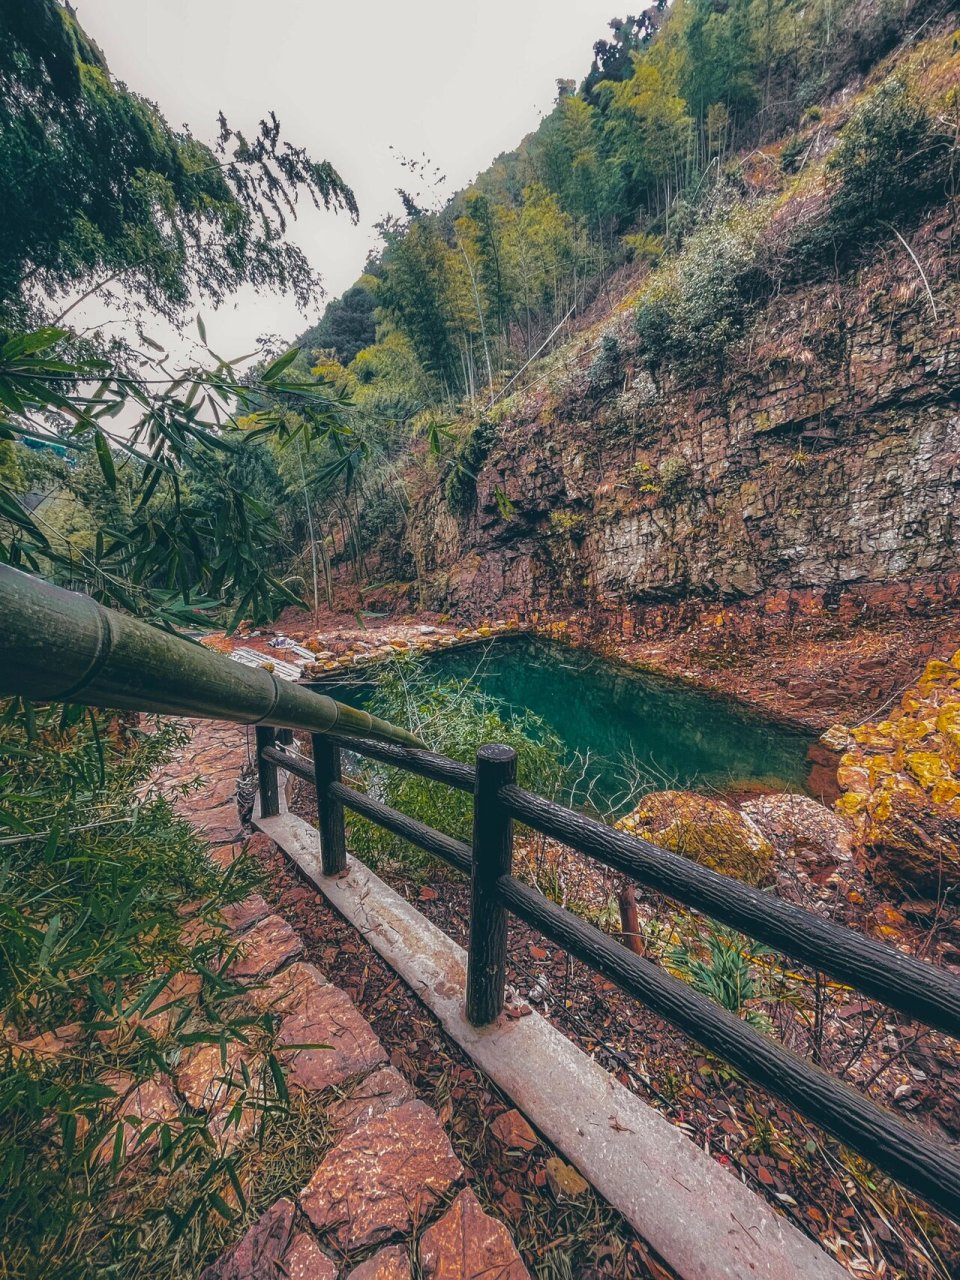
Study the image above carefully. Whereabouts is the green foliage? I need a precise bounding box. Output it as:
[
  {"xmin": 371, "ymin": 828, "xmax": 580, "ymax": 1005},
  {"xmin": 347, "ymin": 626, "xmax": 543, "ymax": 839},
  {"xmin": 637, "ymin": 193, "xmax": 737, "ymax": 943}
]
[
  {"xmin": 0, "ymin": 327, "xmax": 349, "ymax": 627},
  {"xmin": 298, "ymin": 285, "xmax": 377, "ymax": 366},
  {"xmin": 444, "ymin": 419, "xmax": 497, "ymax": 516},
  {"xmin": 347, "ymin": 659, "xmax": 575, "ymax": 872},
  {"xmin": 587, "ymin": 333, "xmax": 623, "ymax": 396},
  {"xmin": 634, "ymin": 204, "xmax": 768, "ymax": 370},
  {"xmin": 0, "ymin": 699, "xmax": 285, "ymax": 1278},
  {"xmin": 666, "ymin": 925, "xmax": 775, "ymax": 1031},
  {"xmin": 0, "ymin": 1, "xmax": 357, "ymax": 325},
  {"xmin": 548, "ymin": 509, "xmax": 588, "ymax": 537},
  {"xmin": 824, "ymin": 78, "xmax": 942, "ymax": 245}
]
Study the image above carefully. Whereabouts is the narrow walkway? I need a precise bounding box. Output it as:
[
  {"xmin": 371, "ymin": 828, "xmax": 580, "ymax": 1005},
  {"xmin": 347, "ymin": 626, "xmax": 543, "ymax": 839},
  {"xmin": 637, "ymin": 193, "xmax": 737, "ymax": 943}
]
[{"xmin": 163, "ymin": 720, "xmax": 531, "ymax": 1280}]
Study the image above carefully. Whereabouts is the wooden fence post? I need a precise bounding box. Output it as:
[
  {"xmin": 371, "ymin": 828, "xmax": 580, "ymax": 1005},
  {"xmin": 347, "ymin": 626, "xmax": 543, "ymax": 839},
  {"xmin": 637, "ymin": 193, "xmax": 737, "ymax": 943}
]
[
  {"xmin": 256, "ymin": 725, "xmax": 279, "ymax": 818},
  {"xmin": 466, "ymin": 744, "xmax": 517, "ymax": 1026},
  {"xmin": 312, "ymin": 733, "xmax": 346, "ymax": 876}
]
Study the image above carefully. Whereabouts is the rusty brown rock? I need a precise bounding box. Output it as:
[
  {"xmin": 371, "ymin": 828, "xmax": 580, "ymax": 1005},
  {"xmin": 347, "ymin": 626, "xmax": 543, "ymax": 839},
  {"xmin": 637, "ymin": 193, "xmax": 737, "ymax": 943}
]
[
  {"xmin": 225, "ymin": 914, "xmax": 303, "ymax": 980},
  {"xmin": 300, "ymin": 1099, "xmax": 463, "ymax": 1251},
  {"xmin": 282, "ymin": 1233, "xmax": 336, "ymax": 1279},
  {"xmin": 345, "ymin": 1245, "xmax": 412, "ymax": 1279},
  {"xmin": 199, "ymin": 1198, "xmax": 294, "ymax": 1278},
  {"xmin": 277, "ymin": 982, "xmax": 386, "ymax": 1091},
  {"xmin": 329, "ymin": 1067, "xmax": 414, "ymax": 1135},
  {"xmin": 489, "ymin": 1108, "xmax": 538, "ymax": 1152},
  {"xmin": 418, "ymin": 1189, "xmax": 530, "ymax": 1280},
  {"xmin": 13, "ymin": 1022, "xmax": 83, "ymax": 1062},
  {"xmin": 616, "ymin": 791, "xmax": 774, "ymax": 886}
]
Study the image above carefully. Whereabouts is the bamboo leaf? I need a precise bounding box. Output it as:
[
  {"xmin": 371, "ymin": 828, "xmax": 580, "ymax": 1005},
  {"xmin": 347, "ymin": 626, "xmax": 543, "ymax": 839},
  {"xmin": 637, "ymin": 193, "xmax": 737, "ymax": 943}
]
[{"xmin": 94, "ymin": 430, "xmax": 117, "ymax": 490}]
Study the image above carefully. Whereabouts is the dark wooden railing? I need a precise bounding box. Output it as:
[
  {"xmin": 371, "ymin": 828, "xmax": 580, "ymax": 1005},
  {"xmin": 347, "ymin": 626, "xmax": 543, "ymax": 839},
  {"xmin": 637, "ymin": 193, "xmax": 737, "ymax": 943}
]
[{"xmin": 258, "ymin": 731, "xmax": 960, "ymax": 1226}]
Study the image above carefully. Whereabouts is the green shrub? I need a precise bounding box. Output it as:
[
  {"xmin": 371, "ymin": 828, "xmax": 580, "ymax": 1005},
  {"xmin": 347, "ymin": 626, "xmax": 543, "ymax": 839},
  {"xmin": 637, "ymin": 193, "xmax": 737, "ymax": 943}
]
[
  {"xmin": 821, "ymin": 78, "xmax": 943, "ymax": 250},
  {"xmin": 0, "ymin": 700, "xmax": 275, "ymax": 1279},
  {"xmin": 666, "ymin": 925, "xmax": 775, "ymax": 1031},
  {"xmin": 587, "ymin": 333, "xmax": 622, "ymax": 396},
  {"xmin": 347, "ymin": 659, "xmax": 576, "ymax": 872},
  {"xmin": 548, "ymin": 509, "xmax": 587, "ymax": 537},
  {"xmin": 634, "ymin": 206, "xmax": 768, "ymax": 371}
]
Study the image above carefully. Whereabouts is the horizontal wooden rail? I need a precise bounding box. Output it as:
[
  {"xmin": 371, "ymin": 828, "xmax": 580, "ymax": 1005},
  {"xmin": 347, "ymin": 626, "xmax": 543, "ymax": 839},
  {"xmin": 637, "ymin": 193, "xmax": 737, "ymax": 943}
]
[
  {"xmin": 261, "ymin": 744, "xmax": 471, "ymax": 874},
  {"xmin": 326, "ymin": 734, "xmax": 475, "ymax": 792},
  {"xmin": 496, "ymin": 873, "xmax": 960, "ymax": 1224},
  {"xmin": 327, "ymin": 781, "xmax": 472, "ymax": 874},
  {"xmin": 498, "ymin": 782, "xmax": 960, "ymax": 1041}
]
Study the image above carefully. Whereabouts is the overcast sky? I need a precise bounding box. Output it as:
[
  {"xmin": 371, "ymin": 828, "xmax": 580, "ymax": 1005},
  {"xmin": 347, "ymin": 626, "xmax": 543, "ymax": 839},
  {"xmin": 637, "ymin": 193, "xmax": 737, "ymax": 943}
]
[{"xmin": 73, "ymin": 0, "xmax": 622, "ymax": 358}]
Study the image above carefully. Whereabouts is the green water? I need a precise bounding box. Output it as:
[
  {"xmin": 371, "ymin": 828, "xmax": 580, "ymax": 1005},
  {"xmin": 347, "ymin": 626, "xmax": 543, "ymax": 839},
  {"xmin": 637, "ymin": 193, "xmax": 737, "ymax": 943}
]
[{"xmin": 317, "ymin": 636, "xmax": 817, "ymax": 815}]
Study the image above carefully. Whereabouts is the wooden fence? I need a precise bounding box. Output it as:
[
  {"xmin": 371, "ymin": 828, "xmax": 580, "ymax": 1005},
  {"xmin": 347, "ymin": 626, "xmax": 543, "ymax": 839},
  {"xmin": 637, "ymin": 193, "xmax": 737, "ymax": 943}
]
[{"xmin": 257, "ymin": 727, "xmax": 960, "ymax": 1225}]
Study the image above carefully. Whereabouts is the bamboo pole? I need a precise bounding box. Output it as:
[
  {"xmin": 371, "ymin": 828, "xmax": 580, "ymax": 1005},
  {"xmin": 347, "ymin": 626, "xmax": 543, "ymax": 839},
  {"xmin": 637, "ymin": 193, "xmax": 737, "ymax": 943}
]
[{"xmin": 0, "ymin": 567, "xmax": 423, "ymax": 748}]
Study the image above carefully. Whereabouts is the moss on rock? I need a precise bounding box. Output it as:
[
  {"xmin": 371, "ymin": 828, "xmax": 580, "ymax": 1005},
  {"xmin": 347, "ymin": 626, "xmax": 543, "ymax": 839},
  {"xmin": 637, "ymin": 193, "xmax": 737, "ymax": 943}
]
[{"xmin": 615, "ymin": 790, "xmax": 775, "ymax": 886}]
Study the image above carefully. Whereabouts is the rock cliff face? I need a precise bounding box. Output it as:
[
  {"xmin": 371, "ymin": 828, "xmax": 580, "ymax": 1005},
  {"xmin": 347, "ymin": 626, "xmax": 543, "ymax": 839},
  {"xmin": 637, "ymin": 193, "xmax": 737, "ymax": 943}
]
[{"xmin": 407, "ymin": 212, "xmax": 959, "ymax": 636}]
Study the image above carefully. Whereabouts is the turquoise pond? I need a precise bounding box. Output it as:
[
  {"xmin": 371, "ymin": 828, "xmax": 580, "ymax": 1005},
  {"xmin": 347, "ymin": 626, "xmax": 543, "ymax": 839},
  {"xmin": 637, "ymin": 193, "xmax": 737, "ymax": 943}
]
[{"xmin": 312, "ymin": 636, "xmax": 819, "ymax": 816}]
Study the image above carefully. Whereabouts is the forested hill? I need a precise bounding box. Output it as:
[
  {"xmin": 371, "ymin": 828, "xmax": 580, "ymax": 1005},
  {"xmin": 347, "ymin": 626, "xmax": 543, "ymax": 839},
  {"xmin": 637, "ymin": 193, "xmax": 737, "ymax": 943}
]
[
  {"xmin": 283, "ymin": 0, "xmax": 959, "ymax": 628},
  {"xmin": 293, "ymin": 0, "xmax": 948, "ymax": 400}
]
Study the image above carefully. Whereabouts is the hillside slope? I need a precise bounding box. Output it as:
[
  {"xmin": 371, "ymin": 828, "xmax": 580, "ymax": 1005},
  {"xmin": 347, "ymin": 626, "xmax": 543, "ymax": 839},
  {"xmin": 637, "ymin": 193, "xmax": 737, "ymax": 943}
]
[{"xmin": 398, "ymin": 26, "xmax": 960, "ymax": 650}]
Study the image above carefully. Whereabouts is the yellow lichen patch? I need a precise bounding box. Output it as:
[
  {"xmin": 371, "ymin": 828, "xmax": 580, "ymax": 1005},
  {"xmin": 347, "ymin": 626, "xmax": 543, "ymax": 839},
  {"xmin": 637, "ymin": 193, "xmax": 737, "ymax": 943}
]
[
  {"xmin": 936, "ymin": 703, "xmax": 960, "ymax": 750},
  {"xmin": 900, "ymin": 689, "xmax": 923, "ymax": 714},
  {"xmin": 836, "ymin": 792, "xmax": 865, "ymax": 819},
  {"xmin": 931, "ymin": 778, "xmax": 960, "ymax": 805},
  {"xmin": 918, "ymin": 659, "xmax": 956, "ymax": 693},
  {"xmin": 851, "ymin": 724, "xmax": 896, "ymax": 750},
  {"xmin": 904, "ymin": 751, "xmax": 951, "ymax": 790}
]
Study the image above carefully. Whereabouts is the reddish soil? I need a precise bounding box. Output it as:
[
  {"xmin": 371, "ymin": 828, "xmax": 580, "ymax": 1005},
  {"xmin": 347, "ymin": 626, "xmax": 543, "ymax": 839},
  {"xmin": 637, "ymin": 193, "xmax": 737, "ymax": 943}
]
[{"xmin": 613, "ymin": 611, "xmax": 960, "ymax": 733}]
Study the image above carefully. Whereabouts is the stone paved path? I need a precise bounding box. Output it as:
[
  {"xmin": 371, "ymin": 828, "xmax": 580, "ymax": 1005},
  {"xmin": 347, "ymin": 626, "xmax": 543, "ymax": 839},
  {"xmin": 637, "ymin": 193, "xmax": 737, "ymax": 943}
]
[{"xmin": 160, "ymin": 719, "xmax": 531, "ymax": 1280}]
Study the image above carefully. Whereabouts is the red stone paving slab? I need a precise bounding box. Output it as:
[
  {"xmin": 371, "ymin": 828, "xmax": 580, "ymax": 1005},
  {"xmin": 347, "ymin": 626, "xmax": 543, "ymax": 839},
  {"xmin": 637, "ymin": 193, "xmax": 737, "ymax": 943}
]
[
  {"xmin": 277, "ymin": 981, "xmax": 387, "ymax": 1091},
  {"xmin": 177, "ymin": 1039, "xmax": 264, "ymax": 1121},
  {"xmin": 242, "ymin": 960, "xmax": 330, "ymax": 1018},
  {"xmin": 346, "ymin": 1245, "xmax": 412, "ymax": 1279},
  {"xmin": 199, "ymin": 1198, "xmax": 296, "ymax": 1279},
  {"xmin": 418, "ymin": 1189, "xmax": 531, "ymax": 1280},
  {"xmin": 95, "ymin": 970, "xmax": 202, "ymax": 1049},
  {"xmin": 328, "ymin": 1066, "xmax": 414, "ymax": 1135},
  {"xmin": 221, "ymin": 893, "xmax": 272, "ymax": 932},
  {"xmin": 300, "ymin": 1099, "xmax": 464, "ymax": 1252},
  {"xmin": 94, "ymin": 1076, "xmax": 182, "ymax": 1164},
  {"xmin": 224, "ymin": 913, "xmax": 304, "ymax": 980},
  {"xmin": 282, "ymin": 1232, "xmax": 337, "ymax": 1279}
]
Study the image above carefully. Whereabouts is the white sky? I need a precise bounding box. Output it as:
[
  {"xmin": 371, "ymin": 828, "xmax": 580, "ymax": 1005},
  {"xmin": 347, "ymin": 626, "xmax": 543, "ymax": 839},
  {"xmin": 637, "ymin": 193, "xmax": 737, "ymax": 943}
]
[{"xmin": 72, "ymin": 0, "xmax": 622, "ymax": 359}]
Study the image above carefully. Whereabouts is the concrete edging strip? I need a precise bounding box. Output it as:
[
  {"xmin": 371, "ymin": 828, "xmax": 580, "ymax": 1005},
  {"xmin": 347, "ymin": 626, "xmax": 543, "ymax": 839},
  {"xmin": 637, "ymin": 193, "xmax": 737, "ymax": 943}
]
[{"xmin": 255, "ymin": 805, "xmax": 847, "ymax": 1280}]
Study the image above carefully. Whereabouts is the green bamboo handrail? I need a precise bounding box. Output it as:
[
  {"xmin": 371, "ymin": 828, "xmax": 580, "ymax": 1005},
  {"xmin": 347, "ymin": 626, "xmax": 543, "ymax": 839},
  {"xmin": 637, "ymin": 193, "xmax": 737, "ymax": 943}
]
[{"xmin": 0, "ymin": 566, "xmax": 424, "ymax": 748}]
